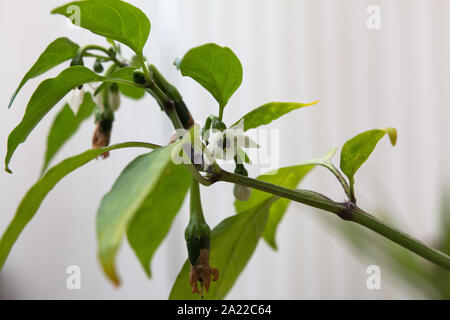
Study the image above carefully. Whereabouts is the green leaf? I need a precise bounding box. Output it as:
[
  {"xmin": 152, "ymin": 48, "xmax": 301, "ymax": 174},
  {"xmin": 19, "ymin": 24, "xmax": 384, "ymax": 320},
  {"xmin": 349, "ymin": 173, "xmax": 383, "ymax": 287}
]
[
  {"xmin": 439, "ymin": 192, "xmax": 450, "ymax": 255},
  {"xmin": 97, "ymin": 143, "xmax": 189, "ymax": 285},
  {"xmin": 235, "ymin": 165, "xmax": 314, "ymax": 250},
  {"xmin": 178, "ymin": 43, "xmax": 243, "ymax": 110},
  {"xmin": 0, "ymin": 142, "xmax": 157, "ymax": 271},
  {"xmin": 340, "ymin": 128, "xmax": 397, "ymax": 185},
  {"xmin": 42, "ymin": 94, "xmax": 95, "ymax": 174},
  {"xmin": 8, "ymin": 37, "xmax": 80, "ymax": 109},
  {"xmin": 126, "ymin": 160, "xmax": 191, "ymax": 278},
  {"xmin": 52, "ymin": 0, "xmax": 150, "ymax": 55},
  {"xmin": 5, "ymin": 66, "xmax": 104, "ymax": 174},
  {"xmin": 169, "ymin": 198, "xmax": 276, "ymax": 300},
  {"xmin": 232, "ymin": 101, "xmax": 319, "ymax": 131}
]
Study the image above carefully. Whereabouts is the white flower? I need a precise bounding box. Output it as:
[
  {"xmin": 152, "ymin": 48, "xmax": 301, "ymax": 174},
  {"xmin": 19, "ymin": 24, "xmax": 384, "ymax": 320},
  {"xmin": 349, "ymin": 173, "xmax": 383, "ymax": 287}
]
[
  {"xmin": 66, "ymin": 83, "xmax": 104, "ymax": 114},
  {"xmin": 206, "ymin": 119, "xmax": 259, "ymax": 161},
  {"xmin": 66, "ymin": 87, "xmax": 86, "ymax": 114}
]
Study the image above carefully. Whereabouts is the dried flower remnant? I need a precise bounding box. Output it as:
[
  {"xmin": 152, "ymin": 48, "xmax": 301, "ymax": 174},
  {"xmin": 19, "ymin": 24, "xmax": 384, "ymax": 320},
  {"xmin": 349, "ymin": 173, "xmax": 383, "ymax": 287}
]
[
  {"xmin": 92, "ymin": 118, "xmax": 112, "ymax": 158},
  {"xmin": 189, "ymin": 248, "xmax": 219, "ymax": 296}
]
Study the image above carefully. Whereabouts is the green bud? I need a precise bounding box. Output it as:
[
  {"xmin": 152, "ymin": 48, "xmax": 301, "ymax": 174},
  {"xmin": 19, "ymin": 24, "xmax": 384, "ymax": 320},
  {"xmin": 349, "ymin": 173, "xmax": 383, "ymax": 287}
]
[
  {"xmin": 70, "ymin": 56, "xmax": 84, "ymax": 67},
  {"xmin": 234, "ymin": 164, "xmax": 248, "ymax": 177},
  {"xmin": 110, "ymin": 83, "xmax": 119, "ymax": 93},
  {"xmin": 211, "ymin": 118, "xmax": 227, "ymax": 132},
  {"xmin": 133, "ymin": 70, "xmax": 147, "ymax": 85},
  {"xmin": 93, "ymin": 59, "xmax": 104, "ymax": 73},
  {"xmin": 202, "ymin": 115, "xmax": 227, "ymax": 143}
]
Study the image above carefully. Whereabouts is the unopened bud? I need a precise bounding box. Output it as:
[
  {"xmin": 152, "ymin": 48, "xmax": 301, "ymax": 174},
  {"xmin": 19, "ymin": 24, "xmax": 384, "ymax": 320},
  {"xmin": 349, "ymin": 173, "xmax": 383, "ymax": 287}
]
[
  {"xmin": 133, "ymin": 70, "xmax": 147, "ymax": 85},
  {"xmin": 233, "ymin": 184, "xmax": 252, "ymax": 202},
  {"xmin": 108, "ymin": 87, "xmax": 121, "ymax": 112},
  {"xmin": 94, "ymin": 59, "xmax": 104, "ymax": 73}
]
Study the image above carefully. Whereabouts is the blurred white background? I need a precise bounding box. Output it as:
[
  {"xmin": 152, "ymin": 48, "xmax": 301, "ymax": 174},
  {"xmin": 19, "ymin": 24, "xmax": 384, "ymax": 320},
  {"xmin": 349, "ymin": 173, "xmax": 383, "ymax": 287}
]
[{"xmin": 0, "ymin": 0, "xmax": 449, "ymax": 299}]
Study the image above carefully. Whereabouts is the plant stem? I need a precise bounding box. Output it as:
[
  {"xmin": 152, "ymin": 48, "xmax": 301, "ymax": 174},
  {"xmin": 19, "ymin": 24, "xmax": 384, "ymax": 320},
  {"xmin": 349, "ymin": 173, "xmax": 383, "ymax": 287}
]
[
  {"xmin": 78, "ymin": 45, "xmax": 127, "ymax": 67},
  {"xmin": 190, "ymin": 178, "xmax": 206, "ymax": 223},
  {"xmin": 218, "ymin": 106, "xmax": 224, "ymax": 122},
  {"xmin": 137, "ymin": 53, "xmax": 152, "ymax": 82},
  {"xmin": 217, "ymin": 170, "xmax": 450, "ymax": 270},
  {"xmin": 324, "ymin": 161, "xmax": 352, "ymax": 200}
]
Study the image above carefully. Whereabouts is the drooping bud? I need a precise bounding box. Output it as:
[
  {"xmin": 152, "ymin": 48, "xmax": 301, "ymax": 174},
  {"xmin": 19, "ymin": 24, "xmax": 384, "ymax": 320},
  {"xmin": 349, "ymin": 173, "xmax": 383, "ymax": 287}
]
[
  {"xmin": 108, "ymin": 84, "xmax": 121, "ymax": 112},
  {"xmin": 211, "ymin": 117, "xmax": 227, "ymax": 132},
  {"xmin": 233, "ymin": 184, "xmax": 252, "ymax": 202},
  {"xmin": 93, "ymin": 59, "xmax": 104, "ymax": 73},
  {"xmin": 233, "ymin": 163, "xmax": 252, "ymax": 201},
  {"xmin": 133, "ymin": 70, "xmax": 147, "ymax": 86}
]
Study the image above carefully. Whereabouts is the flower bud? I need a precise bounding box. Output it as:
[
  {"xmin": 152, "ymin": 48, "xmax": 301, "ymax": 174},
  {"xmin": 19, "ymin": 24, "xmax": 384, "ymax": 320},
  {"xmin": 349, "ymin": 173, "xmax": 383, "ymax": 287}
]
[
  {"xmin": 233, "ymin": 184, "xmax": 252, "ymax": 202},
  {"xmin": 234, "ymin": 164, "xmax": 248, "ymax": 177},
  {"xmin": 93, "ymin": 59, "xmax": 104, "ymax": 73},
  {"xmin": 211, "ymin": 118, "xmax": 227, "ymax": 132},
  {"xmin": 108, "ymin": 84, "xmax": 121, "ymax": 112},
  {"xmin": 133, "ymin": 70, "xmax": 147, "ymax": 85}
]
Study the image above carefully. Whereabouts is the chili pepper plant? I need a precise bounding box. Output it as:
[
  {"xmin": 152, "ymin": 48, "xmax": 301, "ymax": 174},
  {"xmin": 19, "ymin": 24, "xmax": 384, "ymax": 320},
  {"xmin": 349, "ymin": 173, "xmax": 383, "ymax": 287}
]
[{"xmin": 1, "ymin": 0, "xmax": 449, "ymax": 299}]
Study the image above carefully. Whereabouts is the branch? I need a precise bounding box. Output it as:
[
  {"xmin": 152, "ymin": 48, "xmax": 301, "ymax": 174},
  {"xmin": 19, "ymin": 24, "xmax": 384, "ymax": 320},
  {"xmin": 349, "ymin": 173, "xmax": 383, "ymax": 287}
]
[{"xmin": 217, "ymin": 170, "xmax": 450, "ymax": 271}]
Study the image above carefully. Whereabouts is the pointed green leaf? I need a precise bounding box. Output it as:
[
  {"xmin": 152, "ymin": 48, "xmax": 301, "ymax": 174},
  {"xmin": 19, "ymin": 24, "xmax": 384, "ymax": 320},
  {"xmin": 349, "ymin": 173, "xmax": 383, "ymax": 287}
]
[
  {"xmin": 97, "ymin": 143, "xmax": 189, "ymax": 285},
  {"xmin": 126, "ymin": 160, "xmax": 191, "ymax": 278},
  {"xmin": 5, "ymin": 66, "xmax": 104, "ymax": 174},
  {"xmin": 232, "ymin": 101, "xmax": 319, "ymax": 131},
  {"xmin": 52, "ymin": 0, "xmax": 150, "ymax": 55},
  {"xmin": 42, "ymin": 94, "xmax": 95, "ymax": 174},
  {"xmin": 0, "ymin": 142, "xmax": 157, "ymax": 271},
  {"xmin": 178, "ymin": 43, "xmax": 243, "ymax": 110},
  {"xmin": 235, "ymin": 165, "xmax": 314, "ymax": 250},
  {"xmin": 340, "ymin": 128, "xmax": 397, "ymax": 184},
  {"xmin": 169, "ymin": 198, "xmax": 276, "ymax": 300},
  {"xmin": 8, "ymin": 37, "xmax": 79, "ymax": 109}
]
